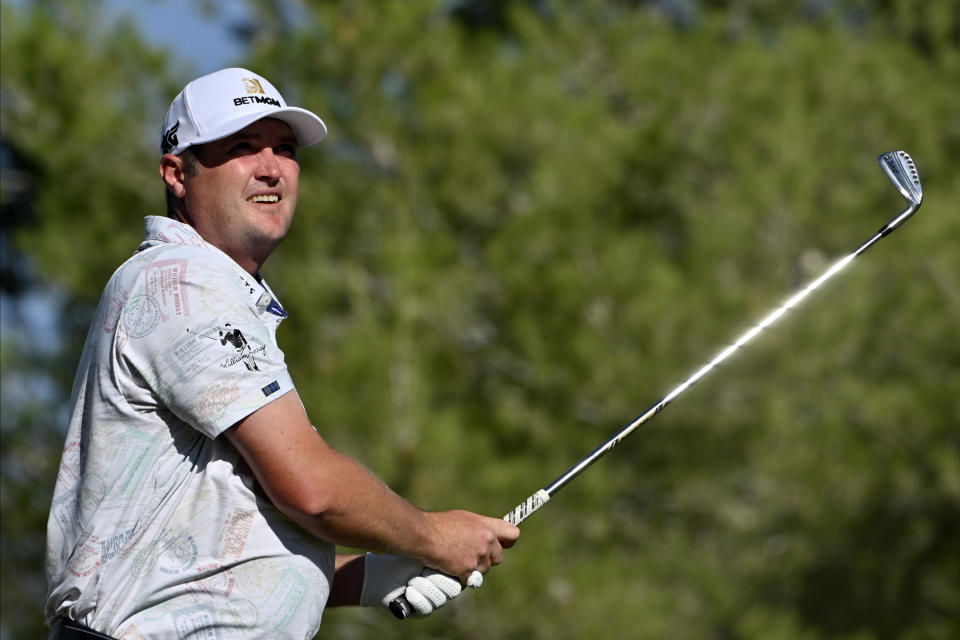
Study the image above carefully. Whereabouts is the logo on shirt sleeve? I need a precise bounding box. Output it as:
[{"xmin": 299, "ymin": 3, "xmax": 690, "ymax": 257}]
[
  {"xmin": 219, "ymin": 325, "xmax": 263, "ymax": 371},
  {"xmin": 186, "ymin": 323, "xmax": 267, "ymax": 372}
]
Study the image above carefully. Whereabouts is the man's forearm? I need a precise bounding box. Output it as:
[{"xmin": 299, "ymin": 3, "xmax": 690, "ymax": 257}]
[
  {"xmin": 275, "ymin": 446, "xmax": 436, "ymax": 563},
  {"xmin": 227, "ymin": 392, "xmax": 436, "ymax": 562}
]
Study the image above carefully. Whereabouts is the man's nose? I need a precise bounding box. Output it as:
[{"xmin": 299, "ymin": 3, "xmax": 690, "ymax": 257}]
[{"xmin": 255, "ymin": 148, "xmax": 282, "ymax": 182}]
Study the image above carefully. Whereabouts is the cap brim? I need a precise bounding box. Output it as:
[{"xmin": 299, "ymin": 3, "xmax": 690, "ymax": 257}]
[{"xmin": 187, "ymin": 107, "xmax": 327, "ymax": 151}]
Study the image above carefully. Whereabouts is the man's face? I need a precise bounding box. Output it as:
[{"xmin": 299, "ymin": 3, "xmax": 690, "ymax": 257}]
[{"xmin": 181, "ymin": 118, "xmax": 300, "ymax": 272}]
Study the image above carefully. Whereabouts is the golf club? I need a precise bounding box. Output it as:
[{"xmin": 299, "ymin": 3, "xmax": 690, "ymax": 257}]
[{"xmin": 390, "ymin": 150, "xmax": 923, "ymax": 619}]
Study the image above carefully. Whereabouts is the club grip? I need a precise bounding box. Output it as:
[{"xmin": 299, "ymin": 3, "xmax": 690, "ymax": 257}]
[
  {"xmin": 389, "ymin": 490, "xmax": 550, "ymax": 619},
  {"xmin": 504, "ymin": 489, "xmax": 550, "ymax": 525}
]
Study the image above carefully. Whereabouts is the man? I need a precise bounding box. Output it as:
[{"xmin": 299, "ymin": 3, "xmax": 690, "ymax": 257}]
[{"xmin": 45, "ymin": 67, "xmax": 519, "ymax": 639}]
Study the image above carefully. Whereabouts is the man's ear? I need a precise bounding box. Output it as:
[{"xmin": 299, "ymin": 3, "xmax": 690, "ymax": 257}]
[{"xmin": 160, "ymin": 153, "xmax": 188, "ymax": 198}]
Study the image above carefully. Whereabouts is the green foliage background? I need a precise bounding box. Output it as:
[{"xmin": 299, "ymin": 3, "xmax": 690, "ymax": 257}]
[{"xmin": 2, "ymin": 1, "xmax": 958, "ymax": 638}]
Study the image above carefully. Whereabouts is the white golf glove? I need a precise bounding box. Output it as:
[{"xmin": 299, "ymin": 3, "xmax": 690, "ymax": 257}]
[{"xmin": 360, "ymin": 553, "xmax": 482, "ymax": 616}]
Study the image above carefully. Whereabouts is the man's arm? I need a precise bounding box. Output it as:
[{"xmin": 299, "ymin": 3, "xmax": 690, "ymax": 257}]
[{"xmin": 223, "ymin": 390, "xmax": 519, "ymax": 584}]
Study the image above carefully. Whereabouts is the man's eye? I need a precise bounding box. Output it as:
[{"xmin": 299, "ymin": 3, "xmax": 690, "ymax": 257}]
[
  {"xmin": 277, "ymin": 144, "xmax": 297, "ymax": 158},
  {"xmin": 230, "ymin": 142, "xmax": 254, "ymax": 154}
]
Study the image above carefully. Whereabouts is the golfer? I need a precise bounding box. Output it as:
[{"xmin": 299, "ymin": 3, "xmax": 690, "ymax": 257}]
[{"xmin": 44, "ymin": 67, "xmax": 519, "ymax": 639}]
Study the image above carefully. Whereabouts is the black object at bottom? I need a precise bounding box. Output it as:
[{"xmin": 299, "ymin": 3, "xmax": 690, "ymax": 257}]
[
  {"xmin": 389, "ymin": 597, "xmax": 413, "ymax": 619},
  {"xmin": 48, "ymin": 618, "xmax": 118, "ymax": 640}
]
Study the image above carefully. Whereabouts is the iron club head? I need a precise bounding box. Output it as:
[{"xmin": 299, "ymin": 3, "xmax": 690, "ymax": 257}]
[
  {"xmin": 876, "ymin": 150, "xmax": 923, "ymax": 237},
  {"xmin": 879, "ymin": 150, "xmax": 923, "ymax": 208}
]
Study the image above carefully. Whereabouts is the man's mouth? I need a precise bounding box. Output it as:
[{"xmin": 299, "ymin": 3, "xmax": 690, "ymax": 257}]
[{"xmin": 247, "ymin": 194, "xmax": 280, "ymax": 203}]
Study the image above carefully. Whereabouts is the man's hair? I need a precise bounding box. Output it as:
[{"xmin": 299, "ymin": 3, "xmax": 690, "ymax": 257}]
[{"xmin": 165, "ymin": 148, "xmax": 199, "ymax": 219}]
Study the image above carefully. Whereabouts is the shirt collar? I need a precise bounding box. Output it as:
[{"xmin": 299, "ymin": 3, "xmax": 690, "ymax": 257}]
[{"xmin": 140, "ymin": 215, "xmax": 209, "ymax": 251}]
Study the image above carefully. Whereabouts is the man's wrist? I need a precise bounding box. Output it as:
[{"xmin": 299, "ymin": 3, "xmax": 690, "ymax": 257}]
[
  {"xmin": 360, "ymin": 553, "xmax": 418, "ymax": 608},
  {"xmin": 328, "ymin": 553, "xmax": 365, "ymax": 607}
]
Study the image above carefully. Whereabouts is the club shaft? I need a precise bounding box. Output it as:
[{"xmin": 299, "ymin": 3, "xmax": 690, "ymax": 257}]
[
  {"xmin": 506, "ymin": 203, "xmax": 916, "ymax": 525},
  {"xmin": 545, "ymin": 253, "xmax": 856, "ymax": 495}
]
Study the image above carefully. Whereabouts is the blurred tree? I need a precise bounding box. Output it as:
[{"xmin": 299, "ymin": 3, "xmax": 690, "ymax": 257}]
[
  {"xmin": 235, "ymin": 2, "xmax": 959, "ymax": 638},
  {"xmin": 1, "ymin": 0, "xmax": 957, "ymax": 639}
]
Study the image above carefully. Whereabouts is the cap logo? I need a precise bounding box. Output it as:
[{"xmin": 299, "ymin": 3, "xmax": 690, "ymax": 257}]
[
  {"xmin": 243, "ymin": 78, "xmax": 265, "ymax": 94},
  {"xmin": 161, "ymin": 121, "xmax": 180, "ymax": 153}
]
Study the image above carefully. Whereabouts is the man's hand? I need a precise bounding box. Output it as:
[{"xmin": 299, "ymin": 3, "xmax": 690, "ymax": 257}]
[
  {"xmin": 421, "ymin": 510, "xmax": 519, "ymax": 582},
  {"xmin": 361, "ymin": 554, "xmax": 472, "ymax": 616}
]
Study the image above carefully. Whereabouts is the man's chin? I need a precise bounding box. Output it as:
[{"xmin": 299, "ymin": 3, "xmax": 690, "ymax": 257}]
[{"xmin": 255, "ymin": 211, "xmax": 294, "ymax": 238}]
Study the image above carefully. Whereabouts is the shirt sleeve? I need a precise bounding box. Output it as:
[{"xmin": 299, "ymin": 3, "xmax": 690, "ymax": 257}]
[{"xmin": 118, "ymin": 249, "xmax": 295, "ymax": 438}]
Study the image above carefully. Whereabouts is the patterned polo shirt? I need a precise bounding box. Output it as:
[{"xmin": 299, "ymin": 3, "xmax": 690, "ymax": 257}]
[{"xmin": 46, "ymin": 216, "xmax": 333, "ymax": 639}]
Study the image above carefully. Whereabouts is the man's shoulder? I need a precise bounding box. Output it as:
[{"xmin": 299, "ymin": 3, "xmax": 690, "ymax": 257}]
[{"xmin": 97, "ymin": 243, "xmax": 257, "ymax": 335}]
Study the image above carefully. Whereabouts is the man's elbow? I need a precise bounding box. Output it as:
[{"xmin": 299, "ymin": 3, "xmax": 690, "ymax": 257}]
[{"xmin": 266, "ymin": 478, "xmax": 336, "ymax": 524}]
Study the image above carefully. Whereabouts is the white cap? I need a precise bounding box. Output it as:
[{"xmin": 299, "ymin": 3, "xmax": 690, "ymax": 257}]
[{"xmin": 160, "ymin": 67, "xmax": 327, "ymax": 155}]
